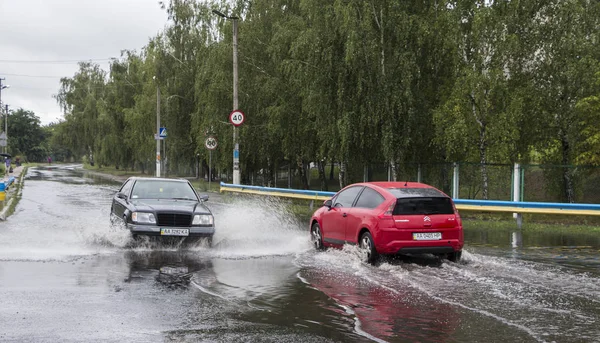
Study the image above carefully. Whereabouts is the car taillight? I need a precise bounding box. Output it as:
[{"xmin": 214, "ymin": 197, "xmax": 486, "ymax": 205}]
[
  {"xmin": 452, "ymin": 202, "xmax": 462, "ymax": 225},
  {"xmin": 379, "ymin": 201, "xmax": 396, "ymax": 219}
]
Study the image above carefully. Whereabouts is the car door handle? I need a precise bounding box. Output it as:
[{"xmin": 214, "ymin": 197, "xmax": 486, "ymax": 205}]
[{"xmin": 342, "ymin": 213, "xmax": 347, "ymax": 217}]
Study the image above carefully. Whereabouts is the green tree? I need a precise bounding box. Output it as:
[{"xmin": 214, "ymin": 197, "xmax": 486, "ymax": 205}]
[
  {"xmin": 575, "ymin": 72, "xmax": 600, "ymax": 166},
  {"xmin": 534, "ymin": 0, "xmax": 600, "ymax": 202},
  {"xmin": 3, "ymin": 108, "xmax": 46, "ymax": 161},
  {"xmin": 55, "ymin": 62, "xmax": 107, "ymax": 165}
]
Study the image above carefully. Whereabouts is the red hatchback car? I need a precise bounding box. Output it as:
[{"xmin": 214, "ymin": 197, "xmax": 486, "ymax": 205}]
[{"xmin": 309, "ymin": 182, "xmax": 464, "ymax": 263}]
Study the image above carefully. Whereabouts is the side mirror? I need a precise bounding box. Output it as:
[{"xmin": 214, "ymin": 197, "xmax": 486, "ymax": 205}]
[
  {"xmin": 116, "ymin": 192, "xmax": 127, "ymax": 200},
  {"xmin": 200, "ymin": 194, "xmax": 209, "ymax": 202},
  {"xmin": 323, "ymin": 199, "xmax": 332, "ymax": 209}
]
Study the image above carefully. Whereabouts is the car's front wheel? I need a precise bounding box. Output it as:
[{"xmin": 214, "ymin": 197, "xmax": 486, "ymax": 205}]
[
  {"xmin": 359, "ymin": 232, "xmax": 379, "ymax": 264},
  {"xmin": 447, "ymin": 251, "xmax": 462, "ymax": 263},
  {"xmin": 311, "ymin": 222, "xmax": 324, "ymax": 251}
]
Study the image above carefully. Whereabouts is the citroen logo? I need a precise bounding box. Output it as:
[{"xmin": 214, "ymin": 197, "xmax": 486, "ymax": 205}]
[{"xmin": 424, "ymin": 216, "xmax": 431, "ymax": 222}]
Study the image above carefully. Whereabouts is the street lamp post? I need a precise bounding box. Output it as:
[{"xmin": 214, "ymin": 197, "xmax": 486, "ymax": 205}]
[
  {"xmin": 0, "ymin": 78, "xmax": 10, "ymax": 154},
  {"xmin": 212, "ymin": 9, "xmax": 241, "ymax": 185}
]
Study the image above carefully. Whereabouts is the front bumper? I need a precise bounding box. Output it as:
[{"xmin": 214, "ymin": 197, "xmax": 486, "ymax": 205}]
[{"xmin": 127, "ymin": 224, "xmax": 215, "ymax": 237}]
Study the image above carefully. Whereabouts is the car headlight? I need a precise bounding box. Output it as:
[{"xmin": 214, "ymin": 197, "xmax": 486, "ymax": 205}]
[
  {"xmin": 192, "ymin": 214, "xmax": 213, "ymax": 225},
  {"xmin": 132, "ymin": 212, "xmax": 156, "ymax": 224}
]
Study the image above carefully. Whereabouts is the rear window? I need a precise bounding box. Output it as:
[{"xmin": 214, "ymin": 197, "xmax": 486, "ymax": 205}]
[
  {"xmin": 393, "ymin": 197, "xmax": 454, "ymax": 215},
  {"xmin": 387, "ymin": 187, "xmax": 447, "ymax": 198}
]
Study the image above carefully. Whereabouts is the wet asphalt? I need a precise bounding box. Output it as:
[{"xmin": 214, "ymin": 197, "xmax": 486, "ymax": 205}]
[{"xmin": 0, "ymin": 165, "xmax": 599, "ymax": 343}]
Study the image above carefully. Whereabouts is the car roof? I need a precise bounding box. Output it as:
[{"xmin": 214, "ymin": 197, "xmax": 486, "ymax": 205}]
[
  {"xmin": 127, "ymin": 177, "xmax": 189, "ymax": 183},
  {"xmin": 367, "ymin": 181, "xmax": 435, "ymax": 189}
]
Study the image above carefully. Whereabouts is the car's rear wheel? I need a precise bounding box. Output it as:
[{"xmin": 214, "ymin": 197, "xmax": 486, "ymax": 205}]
[
  {"xmin": 447, "ymin": 251, "xmax": 462, "ymax": 263},
  {"xmin": 311, "ymin": 222, "xmax": 324, "ymax": 251},
  {"xmin": 359, "ymin": 232, "xmax": 378, "ymax": 264}
]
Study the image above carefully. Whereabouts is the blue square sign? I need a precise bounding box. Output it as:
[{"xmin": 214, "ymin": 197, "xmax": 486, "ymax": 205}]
[{"xmin": 159, "ymin": 127, "xmax": 167, "ymax": 138}]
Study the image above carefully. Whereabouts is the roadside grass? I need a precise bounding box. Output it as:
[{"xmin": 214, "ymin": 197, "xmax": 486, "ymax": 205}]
[
  {"xmin": 462, "ymin": 218, "xmax": 600, "ymax": 234},
  {"xmin": 82, "ymin": 164, "xmax": 223, "ymax": 193},
  {"xmin": 460, "ymin": 211, "xmax": 600, "ymax": 232},
  {"xmin": 83, "ymin": 164, "xmax": 147, "ymax": 178},
  {"xmin": 1, "ymin": 166, "xmax": 28, "ymax": 218},
  {"xmin": 6, "ymin": 169, "xmax": 26, "ymax": 217},
  {"xmin": 190, "ymin": 179, "xmax": 221, "ymax": 193}
]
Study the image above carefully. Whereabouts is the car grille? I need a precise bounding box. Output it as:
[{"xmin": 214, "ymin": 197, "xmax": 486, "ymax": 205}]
[{"xmin": 156, "ymin": 213, "xmax": 192, "ymax": 227}]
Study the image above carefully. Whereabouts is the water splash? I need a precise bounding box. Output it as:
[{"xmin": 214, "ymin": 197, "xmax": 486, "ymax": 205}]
[{"xmin": 205, "ymin": 196, "xmax": 312, "ymax": 258}]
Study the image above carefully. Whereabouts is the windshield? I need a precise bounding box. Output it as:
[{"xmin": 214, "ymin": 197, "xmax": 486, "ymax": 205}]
[{"xmin": 130, "ymin": 180, "xmax": 198, "ymax": 200}]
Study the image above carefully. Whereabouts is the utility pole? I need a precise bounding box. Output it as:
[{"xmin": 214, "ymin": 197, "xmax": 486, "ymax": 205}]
[
  {"xmin": 4, "ymin": 104, "xmax": 8, "ymax": 155},
  {"xmin": 0, "ymin": 78, "xmax": 8, "ymax": 154},
  {"xmin": 212, "ymin": 10, "xmax": 241, "ymax": 185},
  {"xmin": 232, "ymin": 17, "xmax": 240, "ymax": 184},
  {"xmin": 156, "ymin": 83, "xmax": 161, "ymax": 177}
]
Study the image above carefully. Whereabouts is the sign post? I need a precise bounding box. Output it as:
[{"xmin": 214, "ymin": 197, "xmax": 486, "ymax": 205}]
[
  {"xmin": 159, "ymin": 127, "xmax": 167, "ymax": 175},
  {"xmin": 205, "ymin": 136, "xmax": 218, "ymax": 191},
  {"xmin": 229, "ymin": 110, "xmax": 245, "ymax": 184}
]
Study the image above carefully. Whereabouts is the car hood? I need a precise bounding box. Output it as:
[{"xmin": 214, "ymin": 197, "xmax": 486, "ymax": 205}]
[{"xmin": 130, "ymin": 199, "xmax": 211, "ymax": 214}]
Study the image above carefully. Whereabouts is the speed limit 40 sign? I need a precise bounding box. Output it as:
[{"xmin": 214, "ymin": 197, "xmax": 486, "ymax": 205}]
[
  {"xmin": 229, "ymin": 110, "xmax": 245, "ymax": 127},
  {"xmin": 205, "ymin": 136, "xmax": 218, "ymax": 150}
]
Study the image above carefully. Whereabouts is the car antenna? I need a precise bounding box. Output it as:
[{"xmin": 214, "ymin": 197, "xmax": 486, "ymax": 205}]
[{"xmin": 404, "ymin": 181, "xmax": 408, "ymax": 187}]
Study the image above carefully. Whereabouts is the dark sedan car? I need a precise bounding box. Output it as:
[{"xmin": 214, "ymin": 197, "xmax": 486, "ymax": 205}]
[{"xmin": 111, "ymin": 177, "xmax": 215, "ymax": 244}]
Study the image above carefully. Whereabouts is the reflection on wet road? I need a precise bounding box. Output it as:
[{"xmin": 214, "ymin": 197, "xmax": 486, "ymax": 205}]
[{"xmin": 0, "ymin": 166, "xmax": 599, "ymax": 342}]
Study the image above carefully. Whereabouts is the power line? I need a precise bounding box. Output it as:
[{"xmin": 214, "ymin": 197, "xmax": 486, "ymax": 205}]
[
  {"xmin": 0, "ymin": 58, "xmax": 114, "ymax": 65},
  {"xmin": 0, "ymin": 73, "xmax": 65, "ymax": 78}
]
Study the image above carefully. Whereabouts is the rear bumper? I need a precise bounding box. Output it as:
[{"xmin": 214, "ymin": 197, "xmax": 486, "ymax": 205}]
[
  {"xmin": 127, "ymin": 224, "xmax": 215, "ymax": 237},
  {"xmin": 376, "ymin": 239, "xmax": 463, "ymax": 255}
]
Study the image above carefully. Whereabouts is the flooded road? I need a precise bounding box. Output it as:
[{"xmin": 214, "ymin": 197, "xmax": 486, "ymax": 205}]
[{"xmin": 0, "ymin": 166, "xmax": 599, "ymax": 342}]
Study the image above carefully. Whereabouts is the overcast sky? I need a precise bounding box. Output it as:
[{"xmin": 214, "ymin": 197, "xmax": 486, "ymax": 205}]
[{"xmin": 0, "ymin": 0, "xmax": 167, "ymax": 125}]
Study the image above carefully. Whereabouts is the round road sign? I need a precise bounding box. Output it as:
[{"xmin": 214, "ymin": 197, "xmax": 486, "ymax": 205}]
[
  {"xmin": 229, "ymin": 110, "xmax": 245, "ymax": 127},
  {"xmin": 205, "ymin": 136, "xmax": 218, "ymax": 150}
]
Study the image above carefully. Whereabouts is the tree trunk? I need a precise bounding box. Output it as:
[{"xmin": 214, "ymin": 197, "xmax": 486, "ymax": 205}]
[
  {"xmin": 471, "ymin": 91, "xmax": 489, "ymax": 200},
  {"xmin": 390, "ymin": 161, "xmax": 398, "ymax": 181},
  {"xmin": 441, "ymin": 163, "xmax": 451, "ymax": 195},
  {"xmin": 479, "ymin": 126, "xmax": 489, "ymax": 200},
  {"xmin": 202, "ymin": 159, "xmax": 208, "ymax": 180},
  {"xmin": 329, "ymin": 161, "xmax": 334, "ymax": 181},
  {"xmin": 559, "ymin": 128, "xmax": 575, "ymax": 203},
  {"xmin": 304, "ymin": 162, "xmax": 310, "ymax": 189},
  {"xmin": 338, "ymin": 161, "xmax": 347, "ymax": 189},
  {"xmin": 298, "ymin": 160, "xmax": 310, "ymax": 190},
  {"xmin": 317, "ymin": 160, "xmax": 327, "ymax": 191}
]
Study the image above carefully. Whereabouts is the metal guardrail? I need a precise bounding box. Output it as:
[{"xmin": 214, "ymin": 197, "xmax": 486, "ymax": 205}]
[
  {"xmin": 220, "ymin": 182, "xmax": 334, "ymax": 201},
  {"xmin": 220, "ymin": 182, "xmax": 600, "ymax": 216}
]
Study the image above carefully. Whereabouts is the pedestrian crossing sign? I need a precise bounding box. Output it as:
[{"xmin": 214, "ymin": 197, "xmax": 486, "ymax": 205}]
[{"xmin": 159, "ymin": 127, "xmax": 167, "ymax": 138}]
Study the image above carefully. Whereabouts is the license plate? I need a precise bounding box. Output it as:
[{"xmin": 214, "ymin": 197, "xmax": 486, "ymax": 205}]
[
  {"xmin": 413, "ymin": 232, "xmax": 442, "ymax": 240},
  {"xmin": 160, "ymin": 228, "xmax": 189, "ymax": 236}
]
